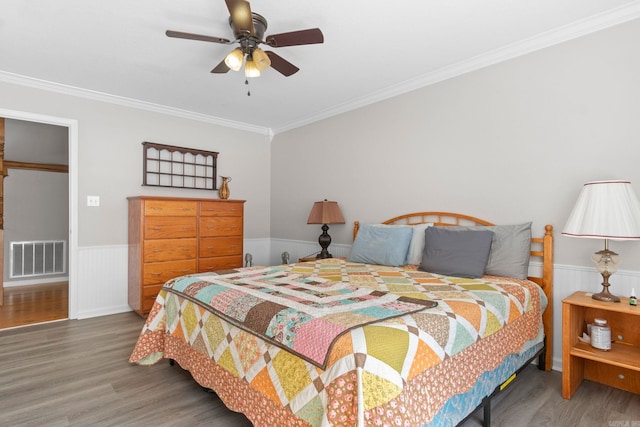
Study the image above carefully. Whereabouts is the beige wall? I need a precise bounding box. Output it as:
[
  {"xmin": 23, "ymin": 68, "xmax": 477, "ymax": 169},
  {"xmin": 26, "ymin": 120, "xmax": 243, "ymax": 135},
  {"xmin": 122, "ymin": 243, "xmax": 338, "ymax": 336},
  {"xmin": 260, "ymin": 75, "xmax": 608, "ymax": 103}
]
[
  {"xmin": 271, "ymin": 18, "xmax": 640, "ymax": 270},
  {"xmin": 0, "ymin": 81, "xmax": 272, "ymax": 246}
]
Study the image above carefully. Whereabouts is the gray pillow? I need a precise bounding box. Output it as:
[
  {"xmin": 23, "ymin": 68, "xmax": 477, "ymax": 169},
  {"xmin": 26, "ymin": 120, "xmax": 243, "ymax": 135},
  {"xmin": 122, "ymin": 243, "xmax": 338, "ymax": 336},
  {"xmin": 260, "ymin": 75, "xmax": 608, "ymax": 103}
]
[
  {"xmin": 447, "ymin": 223, "xmax": 532, "ymax": 279},
  {"xmin": 419, "ymin": 227, "xmax": 494, "ymax": 278}
]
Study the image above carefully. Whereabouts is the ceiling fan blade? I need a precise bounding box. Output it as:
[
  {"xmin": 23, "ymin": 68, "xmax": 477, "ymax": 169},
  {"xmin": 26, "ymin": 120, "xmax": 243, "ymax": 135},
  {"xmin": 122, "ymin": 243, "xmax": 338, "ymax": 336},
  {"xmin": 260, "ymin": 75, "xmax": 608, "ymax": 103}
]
[
  {"xmin": 211, "ymin": 59, "xmax": 231, "ymax": 74},
  {"xmin": 166, "ymin": 30, "xmax": 230, "ymax": 44},
  {"xmin": 265, "ymin": 51, "xmax": 299, "ymax": 76},
  {"xmin": 225, "ymin": 0, "xmax": 255, "ymax": 36},
  {"xmin": 266, "ymin": 28, "xmax": 324, "ymax": 47}
]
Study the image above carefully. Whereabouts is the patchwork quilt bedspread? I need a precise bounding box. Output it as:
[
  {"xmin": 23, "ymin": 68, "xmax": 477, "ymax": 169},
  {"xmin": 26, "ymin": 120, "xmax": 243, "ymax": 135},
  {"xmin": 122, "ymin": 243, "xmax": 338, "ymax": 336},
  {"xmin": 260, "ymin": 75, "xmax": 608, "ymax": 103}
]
[{"xmin": 130, "ymin": 259, "xmax": 543, "ymax": 427}]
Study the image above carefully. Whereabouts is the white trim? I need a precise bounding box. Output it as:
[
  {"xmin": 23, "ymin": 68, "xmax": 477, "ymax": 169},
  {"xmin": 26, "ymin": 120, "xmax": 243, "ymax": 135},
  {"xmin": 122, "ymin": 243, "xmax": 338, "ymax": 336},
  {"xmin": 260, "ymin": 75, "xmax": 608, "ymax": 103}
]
[
  {"xmin": 0, "ymin": 71, "xmax": 271, "ymax": 137},
  {"xmin": 0, "ymin": 108, "xmax": 78, "ymax": 319},
  {"xmin": 2, "ymin": 5, "xmax": 639, "ymax": 135},
  {"xmin": 271, "ymin": 3, "xmax": 640, "ymax": 134},
  {"xmin": 4, "ymin": 276, "xmax": 69, "ymax": 288}
]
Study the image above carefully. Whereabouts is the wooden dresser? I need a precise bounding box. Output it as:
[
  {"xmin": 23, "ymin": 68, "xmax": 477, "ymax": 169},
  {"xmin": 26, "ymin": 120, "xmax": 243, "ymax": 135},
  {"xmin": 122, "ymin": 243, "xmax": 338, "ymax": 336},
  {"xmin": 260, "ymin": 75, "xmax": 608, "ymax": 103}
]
[{"xmin": 128, "ymin": 196, "xmax": 245, "ymax": 316}]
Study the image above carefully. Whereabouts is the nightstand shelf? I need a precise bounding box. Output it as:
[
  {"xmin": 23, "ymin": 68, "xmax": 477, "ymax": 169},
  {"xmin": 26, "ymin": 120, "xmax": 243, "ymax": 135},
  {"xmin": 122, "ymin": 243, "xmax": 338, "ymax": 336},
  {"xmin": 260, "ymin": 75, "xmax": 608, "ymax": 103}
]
[{"xmin": 562, "ymin": 291, "xmax": 640, "ymax": 399}]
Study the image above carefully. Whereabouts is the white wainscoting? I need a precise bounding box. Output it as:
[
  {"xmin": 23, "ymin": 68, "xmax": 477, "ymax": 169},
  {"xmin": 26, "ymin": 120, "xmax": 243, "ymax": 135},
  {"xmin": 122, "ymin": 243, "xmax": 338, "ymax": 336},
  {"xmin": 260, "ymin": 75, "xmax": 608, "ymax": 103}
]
[
  {"xmin": 74, "ymin": 240, "xmax": 640, "ymax": 372},
  {"xmin": 77, "ymin": 245, "xmax": 130, "ymax": 319}
]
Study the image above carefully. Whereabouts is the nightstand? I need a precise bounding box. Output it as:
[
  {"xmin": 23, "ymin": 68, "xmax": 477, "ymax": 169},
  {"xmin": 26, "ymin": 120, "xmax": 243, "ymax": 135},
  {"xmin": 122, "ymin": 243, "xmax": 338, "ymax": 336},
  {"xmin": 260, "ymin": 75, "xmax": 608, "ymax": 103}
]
[
  {"xmin": 298, "ymin": 256, "xmax": 323, "ymax": 262},
  {"xmin": 562, "ymin": 291, "xmax": 640, "ymax": 399}
]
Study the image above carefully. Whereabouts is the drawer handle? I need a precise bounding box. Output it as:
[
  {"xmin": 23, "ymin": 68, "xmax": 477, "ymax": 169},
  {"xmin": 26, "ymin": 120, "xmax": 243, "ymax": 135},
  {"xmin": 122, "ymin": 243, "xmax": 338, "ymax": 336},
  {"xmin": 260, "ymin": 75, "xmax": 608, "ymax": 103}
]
[
  {"xmin": 151, "ymin": 227, "xmax": 163, "ymax": 231},
  {"xmin": 152, "ymin": 249, "xmax": 162, "ymax": 253},
  {"xmin": 182, "ymin": 226, "xmax": 192, "ymax": 230},
  {"xmin": 207, "ymin": 246, "xmax": 214, "ymax": 249},
  {"xmin": 151, "ymin": 269, "xmax": 191, "ymax": 276},
  {"xmin": 150, "ymin": 207, "xmax": 163, "ymax": 211},
  {"xmin": 618, "ymin": 374, "xmax": 625, "ymax": 380},
  {"xmin": 181, "ymin": 248, "xmax": 191, "ymax": 252},
  {"xmin": 182, "ymin": 208, "xmax": 192, "ymax": 211}
]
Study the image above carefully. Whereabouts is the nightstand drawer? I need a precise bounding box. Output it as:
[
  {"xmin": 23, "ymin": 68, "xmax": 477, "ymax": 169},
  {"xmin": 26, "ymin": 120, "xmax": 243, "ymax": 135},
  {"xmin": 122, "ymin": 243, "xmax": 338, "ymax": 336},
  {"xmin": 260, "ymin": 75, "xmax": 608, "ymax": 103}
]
[{"xmin": 583, "ymin": 359, "xmax": 640, "ymax": 394}]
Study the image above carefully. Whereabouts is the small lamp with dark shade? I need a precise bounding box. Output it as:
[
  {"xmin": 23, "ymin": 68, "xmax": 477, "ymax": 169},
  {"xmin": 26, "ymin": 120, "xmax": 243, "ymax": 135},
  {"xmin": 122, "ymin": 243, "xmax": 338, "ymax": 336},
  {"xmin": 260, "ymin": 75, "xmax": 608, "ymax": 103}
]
[
  {"xmin": 307, "ymin": 200, "xmax": 345, "ymax": 259},
  {"xmin": 562, "ymin": 180, "xmax": 640, "ymax": 302}
]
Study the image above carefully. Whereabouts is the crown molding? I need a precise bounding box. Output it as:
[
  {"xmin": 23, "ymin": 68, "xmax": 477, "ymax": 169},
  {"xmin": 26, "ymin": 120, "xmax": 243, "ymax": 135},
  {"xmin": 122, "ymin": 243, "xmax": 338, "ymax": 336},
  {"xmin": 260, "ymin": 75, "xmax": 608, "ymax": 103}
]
[
  {"xmin": 0, "ymin": 70, "xmax": 272, "ymax": 136},
  {"xmin": 272, "ymin": 3, "xmax": 640, "ymax": 134},
  {"xmin": 2, "ymin": 3, "xmax": 639, "ymax": 137}
]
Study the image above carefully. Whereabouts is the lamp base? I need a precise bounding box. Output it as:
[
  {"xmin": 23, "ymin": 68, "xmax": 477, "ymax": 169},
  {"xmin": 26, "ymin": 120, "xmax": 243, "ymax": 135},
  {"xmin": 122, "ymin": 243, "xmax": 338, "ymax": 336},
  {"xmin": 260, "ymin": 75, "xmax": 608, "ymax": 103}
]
[
  {"xmin": 316, "ymin": 224, "xmax": 333, "ymax": 259},
  {"xmin": 592, "ymin": 288, "xmax": 621, "ymax": 303}
]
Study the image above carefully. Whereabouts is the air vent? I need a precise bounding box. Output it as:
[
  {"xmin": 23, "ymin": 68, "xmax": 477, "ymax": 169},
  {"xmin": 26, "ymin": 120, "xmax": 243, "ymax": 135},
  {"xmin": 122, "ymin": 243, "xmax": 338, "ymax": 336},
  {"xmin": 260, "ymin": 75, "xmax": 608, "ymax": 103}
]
[{"xmin": 10, "ymin": 240, "xmax": 66, "ymax": 278}]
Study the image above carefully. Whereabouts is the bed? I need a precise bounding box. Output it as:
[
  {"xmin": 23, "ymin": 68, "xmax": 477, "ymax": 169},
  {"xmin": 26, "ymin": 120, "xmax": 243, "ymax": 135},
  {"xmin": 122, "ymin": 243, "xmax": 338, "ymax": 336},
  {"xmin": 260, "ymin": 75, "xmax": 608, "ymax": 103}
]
[{"xmin": 130, "ymin": 212, "xmax": 554, "ymax": 427}]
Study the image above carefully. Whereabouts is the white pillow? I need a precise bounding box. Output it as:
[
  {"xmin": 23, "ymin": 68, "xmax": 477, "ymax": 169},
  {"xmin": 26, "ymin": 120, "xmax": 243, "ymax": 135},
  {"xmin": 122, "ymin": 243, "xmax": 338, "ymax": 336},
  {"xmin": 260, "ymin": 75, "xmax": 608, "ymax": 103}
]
[{"xmin": 407, "ymin": 223, "xmax": 433, "ymax": 265}]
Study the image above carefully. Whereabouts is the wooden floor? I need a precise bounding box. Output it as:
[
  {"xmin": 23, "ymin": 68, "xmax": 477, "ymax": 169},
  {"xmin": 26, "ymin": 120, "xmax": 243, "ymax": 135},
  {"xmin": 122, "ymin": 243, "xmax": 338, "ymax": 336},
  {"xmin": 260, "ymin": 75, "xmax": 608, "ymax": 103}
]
[
  {"xmin": 0, "ymin": 282, "xmax": 68, "ymax": 330},
  {"xmin": 0, "ymin": 312, "xmax": 638, "ymax": 426}
]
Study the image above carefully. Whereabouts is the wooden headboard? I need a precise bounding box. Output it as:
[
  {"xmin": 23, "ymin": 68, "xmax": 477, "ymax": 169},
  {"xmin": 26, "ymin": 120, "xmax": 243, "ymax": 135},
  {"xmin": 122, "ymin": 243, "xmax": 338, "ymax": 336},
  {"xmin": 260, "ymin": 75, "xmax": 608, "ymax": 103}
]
[{"xmin": 353, "ymin": 211, "xmax": 554, "ymax": 371}]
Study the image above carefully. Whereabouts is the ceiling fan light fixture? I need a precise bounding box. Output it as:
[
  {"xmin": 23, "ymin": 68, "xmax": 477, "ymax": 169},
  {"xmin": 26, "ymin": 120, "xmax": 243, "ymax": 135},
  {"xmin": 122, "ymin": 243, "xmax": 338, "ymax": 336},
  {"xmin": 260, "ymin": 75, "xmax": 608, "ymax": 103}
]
[
  {"xmin": 252, "ymin": 48, "xmax": 271, "ymax": 71},
  {"xmin": 244, "ymin": 59, "xmax": 261, "ymax": 78},
  {"xmin": 224, "ymin": 48, "xmax": 244, "ymax": 71}
]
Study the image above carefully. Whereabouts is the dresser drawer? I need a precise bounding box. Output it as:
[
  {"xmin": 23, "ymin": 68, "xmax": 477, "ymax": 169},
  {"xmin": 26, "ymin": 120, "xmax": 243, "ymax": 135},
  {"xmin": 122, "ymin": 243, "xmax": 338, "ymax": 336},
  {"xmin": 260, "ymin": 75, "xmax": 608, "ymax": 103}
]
[
  {"xmin": 145, "ymin": 200, "xmax": 198, "ymax": 216},
  {"xmin": 199, "ymin": 237, "xmax": 243, "ymax": 258},
  {"xmin": 199, "ymin": 255, "xmax": 243, "ymax": 272},
  {"xmin": 143, "ymin": 259, "xmax": 197, "ymax": 285},
  {"xmin": 200, "ymin": 217, "xmax": 243, "ymax": 237},
  {"xmin": 200, "ymin": 201, "xmax": 243, "ymax": 217},
  {"xmin": 141, "ymin": 283, "xmax": 164, "ymax": 313},
  {"xmin": 144, "ymin": 216, "xmax": 197, "ymax": 239},
  {"xmin": 143, "ymin": 238, "xmax": 197, "ymax": 262}
]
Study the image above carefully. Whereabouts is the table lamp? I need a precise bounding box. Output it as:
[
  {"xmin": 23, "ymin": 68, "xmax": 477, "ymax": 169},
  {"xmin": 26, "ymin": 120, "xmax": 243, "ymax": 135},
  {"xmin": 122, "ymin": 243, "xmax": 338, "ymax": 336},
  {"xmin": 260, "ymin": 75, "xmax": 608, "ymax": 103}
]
[
  {"xmin": 307, "ymin": 200, "xmax": 345, "ymax": 259},
  {"xmin": 562, "ymin": 180, "xmax": 640, "ymax": 302}
]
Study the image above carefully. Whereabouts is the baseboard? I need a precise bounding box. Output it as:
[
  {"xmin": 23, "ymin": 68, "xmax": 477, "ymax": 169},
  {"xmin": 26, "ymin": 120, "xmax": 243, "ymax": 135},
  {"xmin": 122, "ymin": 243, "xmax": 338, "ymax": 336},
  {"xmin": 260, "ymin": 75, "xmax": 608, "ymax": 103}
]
[
  {"xmin": 4, "ymin": 276, "xmax": 70, "ymax": 288},
  {"xmin": 76, "ymin": 304, "xmax": 133, "ymax": 320}
]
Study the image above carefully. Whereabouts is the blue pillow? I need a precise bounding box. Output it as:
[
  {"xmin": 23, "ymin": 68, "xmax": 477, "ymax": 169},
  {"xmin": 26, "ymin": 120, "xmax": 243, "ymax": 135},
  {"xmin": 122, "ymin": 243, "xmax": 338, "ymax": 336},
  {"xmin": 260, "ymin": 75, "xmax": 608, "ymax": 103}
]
[
  {"xmin": 419, "ymin": 227, "xmax": 494, "ymax": 278},
  {"xmin": 348, "ymin": 224, "xmax": 413, "ymax": 266}
]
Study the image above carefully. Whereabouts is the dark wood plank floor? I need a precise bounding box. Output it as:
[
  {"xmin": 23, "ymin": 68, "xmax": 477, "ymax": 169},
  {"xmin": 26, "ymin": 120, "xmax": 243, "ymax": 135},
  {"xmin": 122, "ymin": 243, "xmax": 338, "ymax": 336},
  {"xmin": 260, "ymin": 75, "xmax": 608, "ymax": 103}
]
[{"xmin": 0, "ymin": 312, "xmax": 638, "ymax": 426}]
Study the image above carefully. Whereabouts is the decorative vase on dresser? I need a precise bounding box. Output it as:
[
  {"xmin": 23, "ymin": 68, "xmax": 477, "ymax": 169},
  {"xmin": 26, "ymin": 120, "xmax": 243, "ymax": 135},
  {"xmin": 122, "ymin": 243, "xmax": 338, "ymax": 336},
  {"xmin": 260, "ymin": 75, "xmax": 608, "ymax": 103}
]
[{"xmin": 128, "ymin": 196, "xmax": 245, "ymax": 317}]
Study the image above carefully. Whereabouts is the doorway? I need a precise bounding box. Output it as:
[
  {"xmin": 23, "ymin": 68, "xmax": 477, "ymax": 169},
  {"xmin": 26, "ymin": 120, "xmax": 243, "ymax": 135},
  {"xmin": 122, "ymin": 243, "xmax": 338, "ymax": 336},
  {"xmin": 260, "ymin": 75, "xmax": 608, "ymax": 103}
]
[{"xmin": 0, "ymin": 109, "xmax": 78, "ymax": 329}]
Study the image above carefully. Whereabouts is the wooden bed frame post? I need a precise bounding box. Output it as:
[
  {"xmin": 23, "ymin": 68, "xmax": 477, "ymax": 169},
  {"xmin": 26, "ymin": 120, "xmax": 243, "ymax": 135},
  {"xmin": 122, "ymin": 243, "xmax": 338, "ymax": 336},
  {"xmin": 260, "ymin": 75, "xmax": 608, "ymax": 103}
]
[{"xmin": 541, "ymin": 225, "xmax": 554, "ymax": 371}]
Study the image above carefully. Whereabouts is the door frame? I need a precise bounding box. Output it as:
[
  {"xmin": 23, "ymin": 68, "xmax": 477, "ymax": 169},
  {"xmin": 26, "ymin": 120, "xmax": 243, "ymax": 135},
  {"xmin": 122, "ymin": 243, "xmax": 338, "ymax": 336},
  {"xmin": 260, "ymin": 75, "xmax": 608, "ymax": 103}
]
[{"xmin": 0, "ymin": 108, "xmax": 78, "ymax": 319}]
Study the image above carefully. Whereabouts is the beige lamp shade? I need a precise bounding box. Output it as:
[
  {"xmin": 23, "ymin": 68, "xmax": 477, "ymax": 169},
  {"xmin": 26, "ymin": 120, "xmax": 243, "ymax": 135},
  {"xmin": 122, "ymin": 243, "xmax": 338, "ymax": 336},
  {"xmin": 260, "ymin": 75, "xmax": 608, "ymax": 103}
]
[
  {"xmin": 562, "ymin": 180, "xmax": 640, "ymax": 240},
  {"xmin": 307, "ymin": 200, "xmax": 345, "ymax": 225}
]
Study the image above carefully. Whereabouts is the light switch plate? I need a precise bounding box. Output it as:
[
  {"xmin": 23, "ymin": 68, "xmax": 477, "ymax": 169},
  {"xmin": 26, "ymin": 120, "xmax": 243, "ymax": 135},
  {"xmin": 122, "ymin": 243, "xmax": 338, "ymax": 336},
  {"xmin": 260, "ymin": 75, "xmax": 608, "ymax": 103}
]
[{"xmin": 87, "ymin": 196, "xmax": 100, "ymax": 207}]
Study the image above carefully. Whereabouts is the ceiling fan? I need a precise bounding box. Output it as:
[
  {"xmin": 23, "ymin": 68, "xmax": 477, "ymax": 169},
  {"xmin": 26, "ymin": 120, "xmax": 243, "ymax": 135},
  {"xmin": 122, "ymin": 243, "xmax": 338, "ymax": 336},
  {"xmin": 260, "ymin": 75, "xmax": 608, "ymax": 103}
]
[{"xmin": 166, "ymin": 0, "xmax": 324, "ymax": 78}]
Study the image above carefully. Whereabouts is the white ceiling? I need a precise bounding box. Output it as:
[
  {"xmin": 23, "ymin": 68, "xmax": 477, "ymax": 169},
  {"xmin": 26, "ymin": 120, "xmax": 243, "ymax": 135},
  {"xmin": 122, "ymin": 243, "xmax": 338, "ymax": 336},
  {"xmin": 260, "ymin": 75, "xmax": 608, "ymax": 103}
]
[{"xmin": 2, "ymin": 0, "xmax": 640, "ymax": 135}]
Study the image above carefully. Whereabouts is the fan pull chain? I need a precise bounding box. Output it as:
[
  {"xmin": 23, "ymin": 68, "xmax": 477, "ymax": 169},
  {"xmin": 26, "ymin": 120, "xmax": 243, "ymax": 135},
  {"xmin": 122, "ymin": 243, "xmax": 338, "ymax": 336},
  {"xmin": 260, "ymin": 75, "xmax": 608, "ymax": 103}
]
[{"xmin": 245, "ymin": 79, "xmax": 251, "ymax": 96}]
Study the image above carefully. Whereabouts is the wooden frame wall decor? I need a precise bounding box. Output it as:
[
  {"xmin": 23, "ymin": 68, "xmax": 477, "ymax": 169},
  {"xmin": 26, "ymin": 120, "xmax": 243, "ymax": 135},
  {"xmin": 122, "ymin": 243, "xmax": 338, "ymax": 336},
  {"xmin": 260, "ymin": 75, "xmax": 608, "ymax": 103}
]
[{"xmin": 142, "ymin": 142, "xmax": 218, "ymax": 190}]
